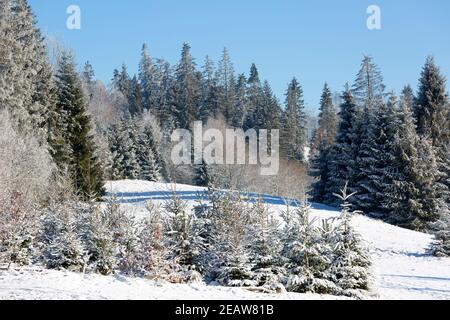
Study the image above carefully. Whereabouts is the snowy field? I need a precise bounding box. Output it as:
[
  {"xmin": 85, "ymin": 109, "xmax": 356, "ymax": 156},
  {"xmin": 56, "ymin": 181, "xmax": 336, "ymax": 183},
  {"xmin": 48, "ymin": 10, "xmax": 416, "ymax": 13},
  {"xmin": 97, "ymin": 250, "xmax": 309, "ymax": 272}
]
[{"xmin": 1, "ymin": 180, "xmax": 449, "ymax": 300}]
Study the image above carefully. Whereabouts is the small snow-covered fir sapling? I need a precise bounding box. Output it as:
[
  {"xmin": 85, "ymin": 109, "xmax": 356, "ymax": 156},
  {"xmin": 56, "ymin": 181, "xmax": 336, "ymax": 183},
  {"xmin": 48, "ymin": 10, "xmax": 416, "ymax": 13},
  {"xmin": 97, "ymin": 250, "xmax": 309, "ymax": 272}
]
[
  {"xmin": 191, "ymin": 195, "xmax": 217, "ymax": 276},
  {"xmin": 41, "ymin": 204, "xmax": 88, "ymax": 272},
  {"xmin": 104, "ymin": 195, "xmax": 139, "ymax": 273},
  {"xmin": 164, "ymin": 189, "xmax": 204, "ymax": 276},
  {"xmin": 247, "ymin": 199, "xmax": 284, "ymax": 291},
  {"xmin": 8, "ymin": 229, "xmax": 34, "ymax": 267},
  {"xmin": 281, "ymin": 202, "xmax": 337, "ymax": 294},
  {"xmin": 76, "ymin": 203, "xmax": 117, "ymax": 275},
  {"xmin": 208, "ymin": 191, "xmax": 256, "ymax": 287},
  {"xmin": 135, "ymin": 201, "xmax": 181, "ymax": 280},
  {"xmin": 329, "ymin": 184, "xmax": 372, "ymax": 297}
]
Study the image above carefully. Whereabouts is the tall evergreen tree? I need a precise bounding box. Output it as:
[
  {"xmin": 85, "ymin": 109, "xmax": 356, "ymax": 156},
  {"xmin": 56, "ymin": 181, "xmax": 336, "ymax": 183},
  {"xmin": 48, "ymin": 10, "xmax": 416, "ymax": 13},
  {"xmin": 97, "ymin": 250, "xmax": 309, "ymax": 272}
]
[
  {"xmin": 256, "ymin": 81, "xmax": 281, "ymax": 130},
  {"xmin": 349, "ymin": 57, "xmax": 386, "ymax": 210},
  {"xmin": 139, "ymin": 43, "xmax": 154, "ymax": 111},
  {"xmin": 415, "ymin": 56, "xmax": 449, "ymax": 146},
  {"xmin": 384, "ymin": 95, "xmax": 446, "ymax": 229},
  {"xmin": 310, "ymin": 84, "xmax": 338, "ymax": 202},
  {"xmin": 350, "ymin": 100, "xmax": 380, "ymax": 212},
  {"xmin": 201, "ymin": 55, "xmax": 215, "ymax": 95},
  {"xmin": 354, "ymin": 94, "xmax": 401, "ymax": 215},
  {"xmin": 199, "ymin": 78, "xmax": 220, "ymax": 122},
  {"xmin": 54, "ymin": 52, "xmax": 104, "ymax": 199},
  {"xmin": 414, "ymin": 57, "xmax": 450, "ymax": 207},
  {"xmin": 153, "ymin": 58, "xmax": 176, "ymax": 132},
  {"xmin": 244, "ymin": 63, "xmax": 263, "ymax": 130},
  {"xmin": 0, "ymin": 0, "xmax": 54, "ymax": 140},
  {"xmin": 281, "ymin": 78, "xmax": 308, "ymax": 162},
  {"xmin": 317, "ymin": 83, "xmax": 338, "ymax": 146},
  {"xmin": 173, "ymin": 43, "xmax": 201, "ymax": 129},
  {"xmin": 325, "ymin": 85, "xmax": 359, "ymax": 204},
  {"xmin": 216, "ymin": 48, "xmax": 236, "ymax": 123}
]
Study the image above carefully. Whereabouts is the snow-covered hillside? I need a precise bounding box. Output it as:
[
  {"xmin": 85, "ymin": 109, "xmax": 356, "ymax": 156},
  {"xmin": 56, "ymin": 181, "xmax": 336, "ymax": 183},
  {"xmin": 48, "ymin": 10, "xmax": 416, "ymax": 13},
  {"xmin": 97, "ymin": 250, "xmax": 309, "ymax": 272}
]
[{"xmin": 1, "ymin": 180, "xmax": 449, "ymax": 300}]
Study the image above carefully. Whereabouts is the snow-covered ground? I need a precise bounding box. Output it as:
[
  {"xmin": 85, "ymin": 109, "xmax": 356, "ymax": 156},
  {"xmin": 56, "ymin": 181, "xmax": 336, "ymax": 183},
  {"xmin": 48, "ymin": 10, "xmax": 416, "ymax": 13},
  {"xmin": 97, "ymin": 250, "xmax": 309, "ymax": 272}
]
[
  {"xmin": 1, "ymin": 180, "xmax": 449, "ymax": 300},
  {"xmin": 0, "ymin": 268, "xmax": 344, "ymax": 300}
]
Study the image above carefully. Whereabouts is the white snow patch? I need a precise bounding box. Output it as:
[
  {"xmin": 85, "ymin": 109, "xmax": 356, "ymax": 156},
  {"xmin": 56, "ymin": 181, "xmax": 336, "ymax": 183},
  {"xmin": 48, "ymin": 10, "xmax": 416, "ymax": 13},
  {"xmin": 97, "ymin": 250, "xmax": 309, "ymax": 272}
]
[{"xmin": 0, "ymin": 268, "xmax": 344, "ymax": 300}]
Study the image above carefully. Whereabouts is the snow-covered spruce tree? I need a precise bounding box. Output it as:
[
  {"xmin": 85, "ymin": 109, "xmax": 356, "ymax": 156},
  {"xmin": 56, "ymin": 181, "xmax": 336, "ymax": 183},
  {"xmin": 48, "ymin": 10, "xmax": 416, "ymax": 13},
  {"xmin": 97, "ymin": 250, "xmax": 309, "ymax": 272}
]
[
  {"xmin": 415, "ymin": 56, "xmax": 450, "ymax": 148},
  {"xmin": 349, "ymin": 102, "xmax": 378, "ymax": 212},
  {"xmin": 324, "ymin": 85, "xmax": 359, "ymax": 205},
  {"xmin": 315, "ymin": 83, "xmax": 338, "ymax": 148},
  {"xmin": 247, "ymin": 199, "xmax": 284, "ymax": 291},
  {"xmin": 152, "ymin": 58, "xmax": 177, "ymax": 132},
  {"xmin": 164, "ymin": 190, "xmax": 204, "ymax": 275},
  {"xmin": 108, "ymin": 118, "xmax": 140, "ymax": 180},
  {"xmin": 133, "ymin": 202, "xmax": 176, "ymax": 279},
  {"xmin": 281, "ymin": 203, "xmax": 337, "ymax": 294},
  {"xmin": 139, "ymin": 43, "xmax": 154, "ymax": 112},
  {"xmin": 107, "ymin": 122, "xmax": 126, "ymax": 179},
  {"xmin": 328, "ymin": 185, "xmax": 371, "ymax": 298},
  {"xmin": 195, "ymin": 160, "xmax": 212, "ymax": 187},
  {"xmin": 125, "ymin": 116, "xmax": 142, "ymax": 178},
  {"xmin": 76, "ymin": 203, "xmax": 117, "ymax": 275},
  {"xmin": 0, "ymin": 0, "xmax": 54, "ymax": 138},
  {"xmin": 216, "ymin": 47, "xmax": 236, "ymax": 124},
  {"xmin": 103, "ymin": 195, "xmax": 139, "ymax": 273},
  {"xmin": 173, "ymin": 43, "xmax": 201, "ymax": 129},
  {"xmin": 137, "ymin": 122, "xmax": 162, "ymax": 182},
  {"xmin": 208, "ymin": 191, "xmax": 256, "ymax": 287},
  {"xmin": 256, "ymin": 81, "xmax": 282, "ymax": 130},
  {"xmin": 199, "ymin": 76, "xmax": 221, "ymax": 122},
  {"xmin": 54, "ymin": 51, "xmax": 104, "ymax": 200},
  {"xmin": 414, "ymin": 56, "xmax": 450, "ymax": 206},
  {"xmin": 41, "ymin": 204, "xmax": 88, "ymax": 272},
  {"xmin": 139, "ymin": 148, "xmax": 161, "ymax": 182},
  {"xmin": 198, "ymin": 56, "xmax": 218, "ymax": 122},
  {"xmin": 144, "ymin": 111, "xmax": 169, "ymax": 180},
  {"xmin": 357, "ymin": 93, "xmax": 401, "ymax": 217},
  {"xmin": 382, "ymin": 95, "xmax": 445, "ymax": 230},
  {"xmin": 200, "ymin": 56, "xmax": 214, "ymax": 102},
  {"xmin": 244, "ymin": 63, "xmax": 263, "ymax": 131},
  {"xmin": 310, "ymin": 83, "xmax": 338, "ymax": 203},
  {"xmin": 349, "ymin": 95, "xmax": 398, "ymax": 215},
  {"xmin": 281, "ymin": 78, "xmax": 308, "ymax": 162},
  {"xmin": 310, "ymin": 142, "xmax": 333, "ymax": 203},
  {"xmin": 345, "ymin": 56, "xmax": 386, "ymax": 210},
  {"xmin": 191, "ymin": 190, "xmax": 217, "ymax": 276}
]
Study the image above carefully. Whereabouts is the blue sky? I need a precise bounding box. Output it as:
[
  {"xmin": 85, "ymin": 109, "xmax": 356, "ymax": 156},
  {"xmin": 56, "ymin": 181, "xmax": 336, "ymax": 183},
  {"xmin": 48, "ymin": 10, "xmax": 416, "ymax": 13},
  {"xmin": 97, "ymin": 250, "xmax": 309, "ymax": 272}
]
[{"xmin": 29, "ymin": 0, "xmax": 450, "ymax": 112}]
